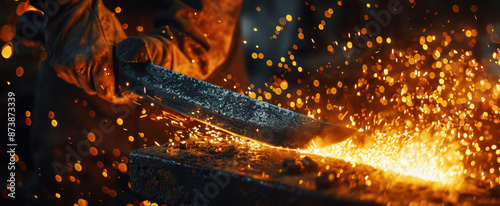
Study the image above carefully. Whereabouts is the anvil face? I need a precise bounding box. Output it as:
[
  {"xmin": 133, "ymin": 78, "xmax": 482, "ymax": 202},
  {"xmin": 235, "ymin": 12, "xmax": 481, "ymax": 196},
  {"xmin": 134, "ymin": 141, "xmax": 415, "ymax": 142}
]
[{"xmin": 129, "ymin": 140, "xmax": 499, "ymax": 205}]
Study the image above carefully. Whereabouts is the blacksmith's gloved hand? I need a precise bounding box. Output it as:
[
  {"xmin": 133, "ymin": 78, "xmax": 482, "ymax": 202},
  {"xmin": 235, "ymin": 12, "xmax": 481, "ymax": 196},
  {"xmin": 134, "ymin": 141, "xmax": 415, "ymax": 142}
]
[
  {"xmin": 21, "ymin": 0, "xmax": 242, "ymax": 103},
  {"xmin": 23, "ymin": 0, "xmax": 134, "ymax": 104}
]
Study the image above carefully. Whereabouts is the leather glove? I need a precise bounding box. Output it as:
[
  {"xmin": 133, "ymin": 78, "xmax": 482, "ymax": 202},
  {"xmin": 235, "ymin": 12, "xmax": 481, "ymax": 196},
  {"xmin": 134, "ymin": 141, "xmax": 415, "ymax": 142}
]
[{"xmin": 30, "ymin": 0, "xmax": 134, "ymax": 104}]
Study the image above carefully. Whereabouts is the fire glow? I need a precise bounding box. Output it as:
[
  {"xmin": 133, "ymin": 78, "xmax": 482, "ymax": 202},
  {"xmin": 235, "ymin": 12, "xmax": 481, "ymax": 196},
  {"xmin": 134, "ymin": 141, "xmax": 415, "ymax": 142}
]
[{"xmin": 301, "ymin": 129, "xmax": 464, "ymax": 185}]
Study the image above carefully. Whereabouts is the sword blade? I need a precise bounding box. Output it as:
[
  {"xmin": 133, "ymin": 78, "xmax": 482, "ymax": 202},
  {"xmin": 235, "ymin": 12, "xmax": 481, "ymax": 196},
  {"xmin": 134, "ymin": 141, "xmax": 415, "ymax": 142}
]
[{"xmin": 117, "ymin": 62, "xmax": 357, "ymax": 148}]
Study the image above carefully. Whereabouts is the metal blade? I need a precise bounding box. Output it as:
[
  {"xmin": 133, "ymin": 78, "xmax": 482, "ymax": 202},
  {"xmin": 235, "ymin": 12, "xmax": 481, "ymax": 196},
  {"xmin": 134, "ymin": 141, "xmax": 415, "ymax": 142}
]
[{"xmin": 117, "ymin": 62, "xmax": 357, "ymax": 148}]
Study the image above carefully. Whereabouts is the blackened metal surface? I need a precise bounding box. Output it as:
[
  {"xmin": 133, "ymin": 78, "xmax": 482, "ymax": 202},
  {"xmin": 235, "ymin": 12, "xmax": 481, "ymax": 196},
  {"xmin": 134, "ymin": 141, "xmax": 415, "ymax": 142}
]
[
  {"xmin": 117, "ymin": 61, "xmax": 357, "ymax": 148},
  {"xmin": 129, "ymin": 145, "xmax": 377, "ymax": 206},
  {"xmin": 129, "ymin": 141, "xmax": 497, "ymax": 206}
]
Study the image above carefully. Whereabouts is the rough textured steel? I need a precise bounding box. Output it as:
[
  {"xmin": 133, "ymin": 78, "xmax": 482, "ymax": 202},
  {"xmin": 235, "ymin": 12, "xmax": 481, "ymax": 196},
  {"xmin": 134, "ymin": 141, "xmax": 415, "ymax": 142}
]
[
  {"xmin": 129, "ymin": 141, "xmax": 498, "ymax": 206},
  {"xmin": 117, "ymin": 61, "xmax": 357, "ymax": 148},
  {"xmin": 128, "ymin": 144, "xmax": 377, "ymax": 206}
]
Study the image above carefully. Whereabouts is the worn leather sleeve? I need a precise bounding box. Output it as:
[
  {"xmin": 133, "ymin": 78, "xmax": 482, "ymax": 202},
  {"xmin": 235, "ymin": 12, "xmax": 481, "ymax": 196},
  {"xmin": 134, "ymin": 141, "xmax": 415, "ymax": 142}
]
[{"xmin": 116, "ymin": 0, "xmax": 243, "ymax": 81}]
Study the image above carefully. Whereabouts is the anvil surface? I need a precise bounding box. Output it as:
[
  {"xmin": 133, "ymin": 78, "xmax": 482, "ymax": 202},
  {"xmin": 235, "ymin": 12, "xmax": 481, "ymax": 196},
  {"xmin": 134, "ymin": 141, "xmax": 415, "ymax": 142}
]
[{"xmin": 129, "ymin": 140, "xmax": 497, "ymax": 206}]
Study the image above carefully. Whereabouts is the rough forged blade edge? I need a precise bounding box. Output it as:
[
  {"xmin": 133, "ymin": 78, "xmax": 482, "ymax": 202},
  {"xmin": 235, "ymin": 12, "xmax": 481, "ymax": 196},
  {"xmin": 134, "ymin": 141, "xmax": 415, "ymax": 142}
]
[{"xmin": 117, "ymin": 62, "xmax": 357, "ymax": 148}]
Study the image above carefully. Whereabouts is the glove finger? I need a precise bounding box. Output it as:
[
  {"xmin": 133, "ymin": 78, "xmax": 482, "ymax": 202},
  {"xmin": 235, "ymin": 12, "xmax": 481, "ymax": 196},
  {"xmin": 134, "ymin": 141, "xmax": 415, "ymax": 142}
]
[
  {"xmin": 116, "ymin": 35, "xmax": 171, "ymax": 65},
  {"xmin": 15, "ymin": 11, "xmax": 46, "ymax": 47},
  {"xmin": 116, "ymin": 36, "xmax": 153, "ymax": 63}
]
